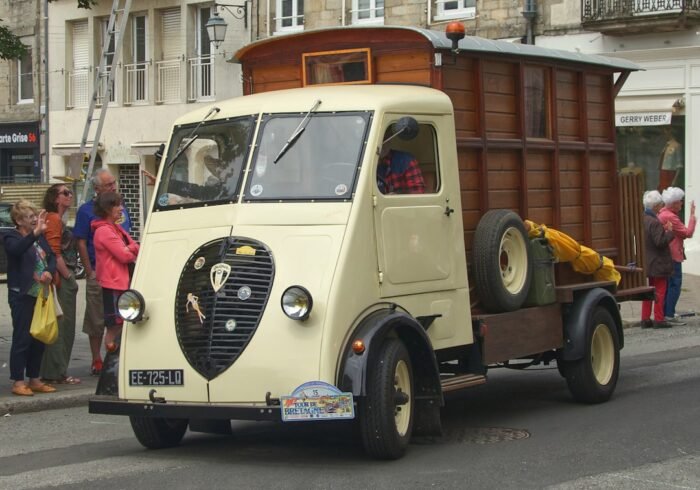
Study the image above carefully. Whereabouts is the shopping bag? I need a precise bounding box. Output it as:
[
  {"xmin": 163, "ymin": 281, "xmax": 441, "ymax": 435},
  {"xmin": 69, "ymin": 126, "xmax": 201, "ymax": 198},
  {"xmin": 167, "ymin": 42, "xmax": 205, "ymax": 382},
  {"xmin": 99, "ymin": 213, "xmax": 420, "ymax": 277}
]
[
  {"xmin": 52, "ymin": 285, "xmax": 63, "ymax": 318},
  {"xmin": 29, "ymin": 286, "xmax": 59, "ymax": 344}
]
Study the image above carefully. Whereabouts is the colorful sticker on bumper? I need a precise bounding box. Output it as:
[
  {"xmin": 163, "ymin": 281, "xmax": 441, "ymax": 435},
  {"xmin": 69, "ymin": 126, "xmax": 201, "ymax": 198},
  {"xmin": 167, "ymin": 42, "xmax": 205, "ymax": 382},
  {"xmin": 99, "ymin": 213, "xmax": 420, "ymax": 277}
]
[{"xmin": 281, "ymin": 381, "xmax": 354, "ymax": 422}]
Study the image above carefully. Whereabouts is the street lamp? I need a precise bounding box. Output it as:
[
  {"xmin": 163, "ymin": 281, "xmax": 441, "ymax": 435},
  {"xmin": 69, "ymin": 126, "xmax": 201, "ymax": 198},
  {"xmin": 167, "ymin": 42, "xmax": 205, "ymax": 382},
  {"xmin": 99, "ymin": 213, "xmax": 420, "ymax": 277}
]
[{"xmin": 205, "ymin": 2, "xmax": 249, "ymax": 49}]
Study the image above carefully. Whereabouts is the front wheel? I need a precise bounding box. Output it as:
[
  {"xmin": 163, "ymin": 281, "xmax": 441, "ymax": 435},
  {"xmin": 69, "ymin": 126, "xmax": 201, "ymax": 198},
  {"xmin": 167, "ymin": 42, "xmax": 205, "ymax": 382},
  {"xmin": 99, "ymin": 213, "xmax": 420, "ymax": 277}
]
[
  {"xmin": 563, "ymin": 307, "xmax": 620, "ymax": 404},
  {"xmin": 129, "ymin": 416, "xmax": 188, "ymax": 449},
  {"xmin": 359, "ymin": 338, "xmax": 414, "ymax": 460}
]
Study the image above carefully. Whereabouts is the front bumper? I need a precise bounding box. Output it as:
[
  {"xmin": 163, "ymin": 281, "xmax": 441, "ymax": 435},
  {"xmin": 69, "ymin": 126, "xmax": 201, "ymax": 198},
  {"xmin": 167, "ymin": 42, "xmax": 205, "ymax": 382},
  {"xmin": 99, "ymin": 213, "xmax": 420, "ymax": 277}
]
[{"xmin": 89, "ymin": 396, "xmax": 281, "ymax": 421}]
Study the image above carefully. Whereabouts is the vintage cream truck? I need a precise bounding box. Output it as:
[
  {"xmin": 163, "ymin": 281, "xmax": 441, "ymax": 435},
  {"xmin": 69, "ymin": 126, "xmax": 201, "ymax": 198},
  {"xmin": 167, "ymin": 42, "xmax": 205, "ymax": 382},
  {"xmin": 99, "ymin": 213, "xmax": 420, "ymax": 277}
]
[{"xmin": 90, "ymin": 26, "xmax": 648, "ymax": 460}]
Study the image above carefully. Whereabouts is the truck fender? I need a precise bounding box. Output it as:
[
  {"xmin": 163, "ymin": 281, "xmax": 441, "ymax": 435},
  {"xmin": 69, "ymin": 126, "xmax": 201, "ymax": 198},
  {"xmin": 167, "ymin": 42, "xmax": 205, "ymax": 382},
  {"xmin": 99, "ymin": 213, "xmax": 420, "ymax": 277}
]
[
  {"xmin": 95, "ymin": 340, "xmax": 121, "ymax": 396},
  {"xmin": 338, "ymin": 308, "xmax": 442, "ymax": 400},
  {"xmin": 561, "ymin": 287, "xmax": 623, "ymax": 361},
  {"xmin": 338, "ymin": 308, "xmax": 444, "ymax": 437}
]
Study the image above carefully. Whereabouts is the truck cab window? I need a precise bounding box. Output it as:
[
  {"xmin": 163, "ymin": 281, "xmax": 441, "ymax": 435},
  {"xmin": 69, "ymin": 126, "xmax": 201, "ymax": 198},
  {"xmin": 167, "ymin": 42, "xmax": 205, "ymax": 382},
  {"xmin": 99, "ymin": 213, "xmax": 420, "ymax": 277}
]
[
  {"xmin": 377, "ymin": 122, "xmax": 439, "ymax": 194},
  {"xmin": 156, "ymin": 116, "xmax": 255, "ymax": 208}
]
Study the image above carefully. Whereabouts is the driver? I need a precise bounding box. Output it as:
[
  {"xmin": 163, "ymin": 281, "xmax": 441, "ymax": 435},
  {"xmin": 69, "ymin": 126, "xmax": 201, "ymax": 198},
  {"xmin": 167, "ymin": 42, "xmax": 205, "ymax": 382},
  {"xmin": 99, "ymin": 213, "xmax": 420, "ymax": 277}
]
[{"xmin": 377, "ymin": 130, "xmax": 425, "ymax": 194}]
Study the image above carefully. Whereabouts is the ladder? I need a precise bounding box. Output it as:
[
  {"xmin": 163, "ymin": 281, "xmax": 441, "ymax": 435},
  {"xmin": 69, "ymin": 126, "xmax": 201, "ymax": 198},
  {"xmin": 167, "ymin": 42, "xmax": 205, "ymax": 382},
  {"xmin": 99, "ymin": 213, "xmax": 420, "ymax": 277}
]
[{"xmin": 78, "ymin": 0, "xmax": 133, "ymax": 204}]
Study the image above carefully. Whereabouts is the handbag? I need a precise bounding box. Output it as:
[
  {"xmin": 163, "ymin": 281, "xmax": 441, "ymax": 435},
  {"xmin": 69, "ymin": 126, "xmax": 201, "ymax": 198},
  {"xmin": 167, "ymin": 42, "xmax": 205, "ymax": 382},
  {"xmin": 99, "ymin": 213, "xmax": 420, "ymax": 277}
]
[
  {"xmin": 29, "ymin": 285, "xmax": 59, "ymax": 345},
  {"xmin": 52, "ymin": 285, "xmax": 64, "ymax": 318}
]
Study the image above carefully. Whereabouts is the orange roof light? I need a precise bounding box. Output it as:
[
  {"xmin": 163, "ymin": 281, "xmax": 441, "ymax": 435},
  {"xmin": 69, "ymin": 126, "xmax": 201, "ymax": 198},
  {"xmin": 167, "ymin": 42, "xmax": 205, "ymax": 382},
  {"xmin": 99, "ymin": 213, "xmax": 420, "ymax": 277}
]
[{"xmin": 446, "ymin": 22, "xmax": 466, "ymax": 54}]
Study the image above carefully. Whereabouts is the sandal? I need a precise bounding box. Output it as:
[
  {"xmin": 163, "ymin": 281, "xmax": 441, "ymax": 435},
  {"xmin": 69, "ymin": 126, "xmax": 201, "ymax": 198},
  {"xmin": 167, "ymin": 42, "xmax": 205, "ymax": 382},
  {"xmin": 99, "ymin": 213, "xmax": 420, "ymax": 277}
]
[
  {"xmin": 28, "ymin": 383, "xmax": 57, "ymax": 394},
  {"xmin": 12, "ymin": 384, "xmax": 34, "ymax": 396},
  {"xmin": 91, "ymin": 359, "xmax": 103, "ymax": 376}
]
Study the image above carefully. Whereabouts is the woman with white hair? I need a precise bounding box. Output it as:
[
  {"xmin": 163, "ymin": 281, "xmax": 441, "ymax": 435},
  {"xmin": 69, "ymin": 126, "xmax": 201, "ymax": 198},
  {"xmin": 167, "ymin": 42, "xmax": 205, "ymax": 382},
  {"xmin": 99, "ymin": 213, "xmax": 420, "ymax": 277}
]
[
  {"xmin": 658, "ymin": 186, "xmax": 696, "ymax": 325},
  {"xmin": 641, "ymin": 191, "xmax": 675, "ymax": 329}
]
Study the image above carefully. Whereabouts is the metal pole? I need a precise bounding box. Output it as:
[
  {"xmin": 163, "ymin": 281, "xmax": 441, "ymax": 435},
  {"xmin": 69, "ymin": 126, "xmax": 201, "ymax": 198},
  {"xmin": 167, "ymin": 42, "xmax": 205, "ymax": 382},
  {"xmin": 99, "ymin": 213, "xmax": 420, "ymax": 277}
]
[{"xmin": 43, "ymin": 0, "xmax": 49, "ymax": 183}]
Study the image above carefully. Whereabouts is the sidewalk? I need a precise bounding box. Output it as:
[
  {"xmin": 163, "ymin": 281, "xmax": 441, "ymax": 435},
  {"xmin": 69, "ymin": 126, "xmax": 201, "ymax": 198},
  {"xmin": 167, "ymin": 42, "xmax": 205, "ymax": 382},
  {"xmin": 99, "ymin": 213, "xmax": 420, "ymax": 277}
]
[
  {"xmin": 1, "ymin": 274, "xmax": 699, "ymax": 415},
  {"xmin": 1, "ymin": 278, "xmax": 98, "ymax": 415}
]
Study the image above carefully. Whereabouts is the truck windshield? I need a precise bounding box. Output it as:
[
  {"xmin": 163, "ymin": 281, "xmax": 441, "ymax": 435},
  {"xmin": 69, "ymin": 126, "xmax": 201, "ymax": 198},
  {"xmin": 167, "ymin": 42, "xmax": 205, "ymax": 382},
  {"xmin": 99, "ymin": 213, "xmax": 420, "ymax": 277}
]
[
  {"xmin": 155, "ymin": 116, "xmax": 255, "ymax": 209},
  {"xmin": 245, "ymin": 111, "xmax": 371, "ymax": 201}
]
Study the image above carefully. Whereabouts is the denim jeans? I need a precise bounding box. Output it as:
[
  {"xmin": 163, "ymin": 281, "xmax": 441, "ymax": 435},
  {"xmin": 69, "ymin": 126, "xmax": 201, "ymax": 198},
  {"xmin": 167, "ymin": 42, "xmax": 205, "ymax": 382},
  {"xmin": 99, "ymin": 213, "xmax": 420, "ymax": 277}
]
[
  {"xmin": 664, "ymin": 261, "xmax": 683, "ymax": 318},
  {"xmin": 9, "ymin": 291, "xmax": 45, "ymax": 381}
]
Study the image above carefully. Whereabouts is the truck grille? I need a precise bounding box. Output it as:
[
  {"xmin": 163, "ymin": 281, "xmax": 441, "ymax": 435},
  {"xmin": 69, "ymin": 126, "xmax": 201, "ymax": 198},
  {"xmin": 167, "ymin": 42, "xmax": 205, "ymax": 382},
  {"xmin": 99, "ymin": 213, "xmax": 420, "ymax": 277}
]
[{"xmin": 174, "ymin": 237, "xmax": 274, "ymax": 380}]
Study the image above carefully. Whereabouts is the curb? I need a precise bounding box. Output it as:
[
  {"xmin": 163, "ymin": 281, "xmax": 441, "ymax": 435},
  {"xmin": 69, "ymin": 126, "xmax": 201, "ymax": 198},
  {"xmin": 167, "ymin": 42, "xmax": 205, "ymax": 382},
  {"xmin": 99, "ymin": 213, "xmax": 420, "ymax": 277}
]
[{"xmin": 1, "ymin": 389, "xmax": 94, "ymax": 416}]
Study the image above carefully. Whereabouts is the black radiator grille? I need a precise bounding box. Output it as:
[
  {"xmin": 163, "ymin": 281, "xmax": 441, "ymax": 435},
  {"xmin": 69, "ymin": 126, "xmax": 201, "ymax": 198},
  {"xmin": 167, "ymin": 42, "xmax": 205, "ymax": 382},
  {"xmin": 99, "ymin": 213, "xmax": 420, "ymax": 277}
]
[{"xmin": 174, "ymin": 237, "xmax": 274, "ymax": 380}]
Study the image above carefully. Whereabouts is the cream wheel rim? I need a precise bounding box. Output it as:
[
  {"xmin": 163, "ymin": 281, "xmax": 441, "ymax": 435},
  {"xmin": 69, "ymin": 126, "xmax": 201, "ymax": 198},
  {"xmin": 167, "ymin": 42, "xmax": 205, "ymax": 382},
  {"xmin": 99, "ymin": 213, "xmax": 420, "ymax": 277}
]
[
  {"xmin": 499, "ymin": 227, "xmax": 528, "ymax": 295},
  {"xmin": 394, "ymin": 360, "xmax": 412, "ymax": 437},
  {"xmin": 591, "ymin": 324, "xmax": 614, "ymax": 385}
]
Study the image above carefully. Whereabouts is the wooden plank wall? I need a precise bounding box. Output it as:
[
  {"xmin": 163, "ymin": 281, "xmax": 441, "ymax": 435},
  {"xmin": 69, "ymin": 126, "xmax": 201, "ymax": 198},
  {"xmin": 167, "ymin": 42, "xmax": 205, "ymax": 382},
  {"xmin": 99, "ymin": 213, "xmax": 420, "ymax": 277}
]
[
  {"xmin": 445, "ymin": 59, "xmax": 621, "ymax": 289},
  {"xmin": 246, "ymin": 49, "xmax": 432, "ymax": 94}
]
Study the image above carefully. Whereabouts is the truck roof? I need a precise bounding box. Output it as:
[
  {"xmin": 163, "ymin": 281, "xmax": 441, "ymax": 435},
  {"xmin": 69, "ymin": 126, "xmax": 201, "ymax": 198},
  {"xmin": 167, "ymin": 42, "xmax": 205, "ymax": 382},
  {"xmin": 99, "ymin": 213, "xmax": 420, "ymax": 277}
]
[
  {"xmin": 234, "ymin": 26, "xmax": 640, "ymax": 73},
  {"xmin": 172, "ymin": 85, "xmax": 454, "ymax": 127}
]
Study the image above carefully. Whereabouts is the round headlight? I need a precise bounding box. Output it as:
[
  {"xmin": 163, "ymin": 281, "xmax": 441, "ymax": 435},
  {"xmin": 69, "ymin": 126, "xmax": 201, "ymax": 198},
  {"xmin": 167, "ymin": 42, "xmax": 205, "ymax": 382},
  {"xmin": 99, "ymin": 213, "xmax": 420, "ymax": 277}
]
[
  {"xmin": 117, "ymin": 289, "xmax": 146, "ymax": 322},
  {"xmin": 281, "ymin": 286, "xmax": 313, "ymax": 321}
]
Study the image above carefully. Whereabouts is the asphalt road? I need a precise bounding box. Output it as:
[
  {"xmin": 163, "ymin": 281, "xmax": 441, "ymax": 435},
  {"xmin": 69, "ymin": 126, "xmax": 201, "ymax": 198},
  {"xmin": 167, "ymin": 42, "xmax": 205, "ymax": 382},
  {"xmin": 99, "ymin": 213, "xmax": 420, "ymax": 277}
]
[{"xmin": 1, "ymin": 323, "xmax": 700, "ymax": 489}]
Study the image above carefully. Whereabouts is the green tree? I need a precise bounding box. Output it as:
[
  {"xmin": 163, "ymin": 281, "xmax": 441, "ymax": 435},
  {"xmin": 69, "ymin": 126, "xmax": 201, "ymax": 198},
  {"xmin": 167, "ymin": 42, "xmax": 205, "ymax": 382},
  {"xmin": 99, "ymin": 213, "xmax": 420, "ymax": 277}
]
[
  {"xmin": 0, "ymin": 22, "xmax": 28, "ymax": 60},
  {"xmin": 1, "ymin": 0, "xmax": 97, "ymax": 60}
]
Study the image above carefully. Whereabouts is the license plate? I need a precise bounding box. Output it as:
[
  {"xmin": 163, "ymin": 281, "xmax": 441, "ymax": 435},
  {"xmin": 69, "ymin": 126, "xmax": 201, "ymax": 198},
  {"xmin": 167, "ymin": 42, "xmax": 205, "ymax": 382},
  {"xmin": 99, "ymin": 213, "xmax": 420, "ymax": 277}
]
[{"xmin": 129, "ymin": 369, "xmax": 184, "ymax": 386}]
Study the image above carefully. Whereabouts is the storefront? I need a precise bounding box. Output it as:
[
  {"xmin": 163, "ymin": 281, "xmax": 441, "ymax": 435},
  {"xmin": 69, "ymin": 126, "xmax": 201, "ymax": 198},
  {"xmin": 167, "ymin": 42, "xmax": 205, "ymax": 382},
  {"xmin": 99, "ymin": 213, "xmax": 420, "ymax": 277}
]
[{"xmin": 0, "ymin": 121, "xmax": 41, "ymax": 183}]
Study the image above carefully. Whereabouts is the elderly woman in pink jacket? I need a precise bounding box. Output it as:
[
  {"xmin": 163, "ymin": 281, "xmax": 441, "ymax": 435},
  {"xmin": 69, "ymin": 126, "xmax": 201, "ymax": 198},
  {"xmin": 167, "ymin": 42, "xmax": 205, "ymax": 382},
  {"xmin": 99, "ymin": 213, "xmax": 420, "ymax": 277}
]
[
  {"xmin": 91, "ymin": 192, "xmax": 139, "ymax": 350},
  {"xmin": 658, "ymin": 187, "xmax": 696, "ymax": 325}
]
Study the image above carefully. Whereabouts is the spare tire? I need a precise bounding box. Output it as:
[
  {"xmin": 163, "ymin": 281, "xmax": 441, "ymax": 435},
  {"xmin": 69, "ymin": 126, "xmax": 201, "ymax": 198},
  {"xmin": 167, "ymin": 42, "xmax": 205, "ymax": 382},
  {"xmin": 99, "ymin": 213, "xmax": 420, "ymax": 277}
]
[{"xmin": 472, "ymin": 210, "xmax": 532, "ymax": 313}]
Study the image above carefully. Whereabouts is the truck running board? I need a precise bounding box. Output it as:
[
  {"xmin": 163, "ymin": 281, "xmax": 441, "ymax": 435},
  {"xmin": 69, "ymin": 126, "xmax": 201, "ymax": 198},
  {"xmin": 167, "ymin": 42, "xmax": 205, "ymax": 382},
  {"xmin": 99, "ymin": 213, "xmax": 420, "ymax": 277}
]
[{"xmin": 440, "ymin": 374, "xmax": 487, "ymax": 393}]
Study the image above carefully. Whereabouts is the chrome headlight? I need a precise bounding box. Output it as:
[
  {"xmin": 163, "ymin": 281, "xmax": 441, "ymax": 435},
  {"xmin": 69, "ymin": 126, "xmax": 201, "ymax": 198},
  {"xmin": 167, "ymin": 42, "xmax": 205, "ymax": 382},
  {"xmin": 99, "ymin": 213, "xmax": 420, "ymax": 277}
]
[
  {"xmin": 281, "ymin": 286, "xmax": 313, "ymax": 321},
  {"xmin": 117, "ymin": 289, "xmax": 146, "ymax": 322}
]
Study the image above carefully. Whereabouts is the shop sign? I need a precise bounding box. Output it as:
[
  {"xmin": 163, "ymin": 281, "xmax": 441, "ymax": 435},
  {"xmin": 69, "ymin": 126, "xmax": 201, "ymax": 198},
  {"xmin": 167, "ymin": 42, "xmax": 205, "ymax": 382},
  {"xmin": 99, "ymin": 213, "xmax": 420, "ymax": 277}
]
[
  {"xmin": 615, "ymin": 112, "xmax": 672, "ymax": 127},
  {"xmin": 0, "ymin": 122, "xmax": 40, "ymax": 148}
]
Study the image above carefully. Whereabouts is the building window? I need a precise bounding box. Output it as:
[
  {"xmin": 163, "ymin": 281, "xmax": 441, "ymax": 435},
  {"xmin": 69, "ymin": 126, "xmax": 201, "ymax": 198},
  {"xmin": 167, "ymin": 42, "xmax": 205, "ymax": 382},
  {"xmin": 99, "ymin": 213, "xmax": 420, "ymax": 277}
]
[
  {"xmin": 435, "ymin": 0, "xmax": 476, "ymax": 21},
  {"xmin": 189, "ymin": 6, "xmax": 214, "ymax": 101},
  {"xmin": 352, "ymin": 0, "xmax": 384, "ymax": 24},
  {"xmin": 524, "ymin": 66, "xmax": 550, "ymax": 139},
  {"xmin": 18, "ymin": 47, "xmax": 33, "ymax": 103},
  {"xmin": 276, "ymin": 0, "xmax": 304, "ymax": 33},
  {"xmin": 126, "ymin": 14, "xmax": 149, "ymax": 103}
]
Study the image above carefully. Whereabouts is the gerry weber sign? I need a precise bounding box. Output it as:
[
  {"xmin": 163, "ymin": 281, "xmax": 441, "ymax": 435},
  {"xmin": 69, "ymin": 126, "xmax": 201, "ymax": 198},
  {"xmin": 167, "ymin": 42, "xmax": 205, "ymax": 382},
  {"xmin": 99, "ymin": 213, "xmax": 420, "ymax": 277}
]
[
  {"xmin": 0, "ymin": 122, "xmax": 40, "ymax": 148},
  {"xmin": 615, "ymin": 112, "xmax": 672, "ymax": 127}
]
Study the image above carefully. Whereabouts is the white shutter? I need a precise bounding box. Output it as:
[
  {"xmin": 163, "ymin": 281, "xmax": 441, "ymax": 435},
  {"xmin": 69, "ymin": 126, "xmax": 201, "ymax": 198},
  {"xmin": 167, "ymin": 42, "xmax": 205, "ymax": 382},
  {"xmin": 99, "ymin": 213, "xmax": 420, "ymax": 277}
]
[
  {"xmin": 72, "ymin": 20, "xmax": 89, "ymax": 69},
  {"xmin": 161, "ymin": 8, "xmax": 181, "ymax": 60}
]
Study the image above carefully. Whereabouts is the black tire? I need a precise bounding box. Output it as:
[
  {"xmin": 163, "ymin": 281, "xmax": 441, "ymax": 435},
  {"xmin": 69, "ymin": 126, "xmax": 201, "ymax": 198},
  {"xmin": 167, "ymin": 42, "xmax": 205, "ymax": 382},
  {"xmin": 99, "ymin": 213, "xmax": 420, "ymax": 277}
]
[
  {"xmin": 563, "ymin": 307, "xmax": 620, "ymax": 404},
  {"xmin": 359, "ymin": 338, "xmax": 414, "ymax": 460},
  {"xmin": 472, "ymin": 210, "xmax": 533, "ymax": 313},
  {"xmin": 129, "ymin": 416, "xmax": 188, "ymax": 449}
]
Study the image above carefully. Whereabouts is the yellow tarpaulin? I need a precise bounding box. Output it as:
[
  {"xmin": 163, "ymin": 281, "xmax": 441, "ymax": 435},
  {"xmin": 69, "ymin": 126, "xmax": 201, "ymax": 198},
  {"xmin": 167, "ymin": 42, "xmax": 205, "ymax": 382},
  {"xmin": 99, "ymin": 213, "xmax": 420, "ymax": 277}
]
[{"xmin": 524, "ymin": 220, "xmax": 621, "ymax": 286}]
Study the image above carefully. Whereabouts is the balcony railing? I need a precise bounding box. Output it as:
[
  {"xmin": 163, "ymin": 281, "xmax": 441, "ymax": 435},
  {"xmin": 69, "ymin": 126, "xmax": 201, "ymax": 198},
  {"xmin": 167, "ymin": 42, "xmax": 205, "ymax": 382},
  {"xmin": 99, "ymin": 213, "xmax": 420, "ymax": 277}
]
[
  {"xmin": 156, "ymin": 59, "xmax": 181, "ymax": 104},
  {"xmin": 125, "ymin": 62, "xmax": 149, "ymax": 104},
  {"xmin": 582, "ymin": 0, "xmax": 700, "ymax": 32},
  {"xmin": 188, "ymin": 55, "xmax": 215, "ymax": 102},
  {"xmin": 67, "ymin": 68, "xmax": 89, "ymax": 109}
]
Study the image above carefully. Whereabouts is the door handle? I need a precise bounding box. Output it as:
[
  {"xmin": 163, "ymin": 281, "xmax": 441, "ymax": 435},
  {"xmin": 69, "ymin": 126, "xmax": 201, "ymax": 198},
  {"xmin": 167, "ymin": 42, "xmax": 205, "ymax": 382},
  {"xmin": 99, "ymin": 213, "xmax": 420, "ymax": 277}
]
[{"xmin": 444, "ymin": 205, "xmax": 455, "ymax": 217}]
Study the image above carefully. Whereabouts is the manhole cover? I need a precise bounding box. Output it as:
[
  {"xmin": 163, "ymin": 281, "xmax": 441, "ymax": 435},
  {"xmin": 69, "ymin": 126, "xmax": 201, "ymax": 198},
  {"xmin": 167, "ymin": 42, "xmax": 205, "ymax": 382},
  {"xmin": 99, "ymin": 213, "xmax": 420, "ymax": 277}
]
[{"xmin": 444, "ymin": 427, "xmax": 530, "ymax": 444}]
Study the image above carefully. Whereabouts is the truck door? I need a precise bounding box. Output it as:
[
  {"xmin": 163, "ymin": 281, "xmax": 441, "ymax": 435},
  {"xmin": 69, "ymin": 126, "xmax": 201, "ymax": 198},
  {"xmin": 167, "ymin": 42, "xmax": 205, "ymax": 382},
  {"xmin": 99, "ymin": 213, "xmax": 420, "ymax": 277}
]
[{"xmin": 372, "ymin": 116, "xmax": 464, "ymax": 298}]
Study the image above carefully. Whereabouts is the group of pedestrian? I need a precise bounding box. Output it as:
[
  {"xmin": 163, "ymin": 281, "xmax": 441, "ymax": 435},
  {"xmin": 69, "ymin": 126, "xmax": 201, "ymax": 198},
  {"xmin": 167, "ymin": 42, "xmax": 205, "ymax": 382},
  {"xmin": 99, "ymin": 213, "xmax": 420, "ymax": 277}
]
[
  {"xmin": 641, "ymin": 186, "xmax": 696, "ymax": 329},
  {"xmin": 4, "ymin": 169, "xmax": 138, "ymax": 396}
]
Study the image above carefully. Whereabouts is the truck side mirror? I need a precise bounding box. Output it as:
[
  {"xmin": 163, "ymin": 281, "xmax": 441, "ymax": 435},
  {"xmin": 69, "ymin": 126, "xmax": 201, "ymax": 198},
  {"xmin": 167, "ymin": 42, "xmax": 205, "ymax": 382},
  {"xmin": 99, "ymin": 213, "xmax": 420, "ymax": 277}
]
[{"xmin": 394, "ymin": 117, "xmax": 419, "ymax": 141}]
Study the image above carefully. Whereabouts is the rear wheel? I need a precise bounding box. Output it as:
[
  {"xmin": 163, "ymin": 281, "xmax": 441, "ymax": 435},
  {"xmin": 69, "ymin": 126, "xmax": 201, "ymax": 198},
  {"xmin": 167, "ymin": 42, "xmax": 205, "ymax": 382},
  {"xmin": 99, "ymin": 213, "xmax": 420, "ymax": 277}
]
[
  {"xmin": 129, "ymin": 416, "xmax": 188, "ymax": 449},
  {"xmin": 563, "ymin": 307, "xmax": 620, "ymax": 403},
  {"xmin": 359, "ymin": 338, "xmax": 414, "ymax": 459}
]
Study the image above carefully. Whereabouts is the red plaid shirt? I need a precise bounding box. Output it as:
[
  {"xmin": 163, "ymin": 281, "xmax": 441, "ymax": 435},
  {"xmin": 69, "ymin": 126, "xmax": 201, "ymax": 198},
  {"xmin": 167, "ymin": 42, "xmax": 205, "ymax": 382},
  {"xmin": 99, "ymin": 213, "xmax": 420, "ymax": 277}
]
[{"xmin": 377, "ymin": 150, "xmax": 425, "ymax": 194}]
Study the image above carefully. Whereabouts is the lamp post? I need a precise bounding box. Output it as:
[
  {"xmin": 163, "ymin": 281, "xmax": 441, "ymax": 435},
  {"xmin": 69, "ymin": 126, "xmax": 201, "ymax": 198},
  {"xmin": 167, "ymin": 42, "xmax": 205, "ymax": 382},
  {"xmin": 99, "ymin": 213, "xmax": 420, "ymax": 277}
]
[{"xmin": 205, "ymin": 2, "xmax": 250, "ymax": 50}]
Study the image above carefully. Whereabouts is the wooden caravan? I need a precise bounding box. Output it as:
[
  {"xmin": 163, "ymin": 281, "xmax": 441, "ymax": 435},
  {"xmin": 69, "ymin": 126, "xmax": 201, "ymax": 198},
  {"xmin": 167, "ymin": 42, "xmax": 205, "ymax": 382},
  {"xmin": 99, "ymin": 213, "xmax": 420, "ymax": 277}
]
[{"xmin": 234, "ymin": 26, "xmax": 647, "ymax": 298}]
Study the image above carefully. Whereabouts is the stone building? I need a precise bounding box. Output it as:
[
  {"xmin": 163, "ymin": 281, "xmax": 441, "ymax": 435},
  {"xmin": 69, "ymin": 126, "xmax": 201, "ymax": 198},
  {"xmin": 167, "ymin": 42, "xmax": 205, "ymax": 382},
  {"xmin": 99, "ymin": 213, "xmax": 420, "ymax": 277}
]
[{"xmin": 0, "ymin": 0, "xmax": 46, "ymax": 185}]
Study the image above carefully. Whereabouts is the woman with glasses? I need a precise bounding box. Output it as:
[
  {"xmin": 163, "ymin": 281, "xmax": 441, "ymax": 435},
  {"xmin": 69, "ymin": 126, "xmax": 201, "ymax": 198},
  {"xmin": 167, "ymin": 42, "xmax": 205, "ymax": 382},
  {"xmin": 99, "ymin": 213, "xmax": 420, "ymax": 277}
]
[
  {"xmin": 3, "ymin": 200, "xmax": 57, "ymax": 396},
  {"xmin": 39, "ymin": 184, "xmax": 81, "ymax": 385}
]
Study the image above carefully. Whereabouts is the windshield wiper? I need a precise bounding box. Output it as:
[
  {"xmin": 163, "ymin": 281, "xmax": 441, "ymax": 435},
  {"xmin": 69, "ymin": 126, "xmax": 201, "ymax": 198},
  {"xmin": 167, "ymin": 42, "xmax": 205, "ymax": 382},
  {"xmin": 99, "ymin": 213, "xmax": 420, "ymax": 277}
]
[
  {"xmin": 165, "ymin": 106, "xmax": 220, "ymax": 168},
  {"xmin": 273, "ymin": 99, "xmax": 321, "ymax": 164}
]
